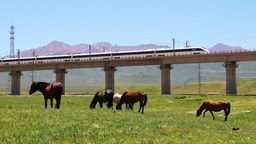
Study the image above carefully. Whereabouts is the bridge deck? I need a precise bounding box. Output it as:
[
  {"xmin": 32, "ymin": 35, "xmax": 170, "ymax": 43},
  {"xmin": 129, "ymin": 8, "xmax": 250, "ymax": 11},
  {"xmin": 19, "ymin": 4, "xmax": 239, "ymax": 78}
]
[{"xmin": 1, "ymin": 50, "xmax": 256, "ymax": 72}]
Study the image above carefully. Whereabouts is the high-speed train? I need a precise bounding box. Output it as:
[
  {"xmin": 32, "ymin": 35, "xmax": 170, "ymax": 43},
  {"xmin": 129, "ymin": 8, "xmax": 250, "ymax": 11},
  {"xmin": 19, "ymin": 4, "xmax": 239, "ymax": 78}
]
[{"xmin": 1, "ymin": 46, "xmax": 209, "ymax": 63}]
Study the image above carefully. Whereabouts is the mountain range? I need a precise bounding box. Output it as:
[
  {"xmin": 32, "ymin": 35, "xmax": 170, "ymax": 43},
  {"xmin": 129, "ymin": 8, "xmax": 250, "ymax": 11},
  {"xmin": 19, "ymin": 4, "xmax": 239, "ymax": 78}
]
[
  {"xmin": 19, "ymin": 41, "xmax": 245, "ymax": 57},
  {"xmin": 20, "ymin": 41, "xmax": 170, "ymax": 57}
]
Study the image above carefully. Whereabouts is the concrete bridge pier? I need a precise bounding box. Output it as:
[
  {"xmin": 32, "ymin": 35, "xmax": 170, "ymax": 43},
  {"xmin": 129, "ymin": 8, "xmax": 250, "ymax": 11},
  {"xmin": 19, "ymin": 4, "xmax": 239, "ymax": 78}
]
[
  {"xmin": 54, "ymin": 69, "xmax": 67, "ymax": 94},
  {"xmin": 160, "ymin": 64, "xmax": 173, "ymax": 94},
  {"xmin": 223, "ymin": 61, "xmax": 239, "ymax": 95},
  {"xmin": 9, "ymin": 71, "xmax": 22, "ymax": 95},
  {"xmin": 104, "ymin": 66, "xmax": 116, "ymax": 91}
]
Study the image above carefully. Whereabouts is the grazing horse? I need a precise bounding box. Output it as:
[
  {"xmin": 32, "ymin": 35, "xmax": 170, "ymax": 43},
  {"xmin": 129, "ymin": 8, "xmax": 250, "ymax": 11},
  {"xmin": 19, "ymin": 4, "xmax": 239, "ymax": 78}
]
[
  {"xmin": 90, "ymin": 89, "xmax": 114, "ymax": 109},
  {"xmin": 196, "ymin": 99, "xmax": 231, "ymax": 121},
  {"xmin": 29, "ymin": 81, "xmax": 63, "ymax": 109},
  {"xmin": 116, "ymin": 91, "xmax": 147, "ymax": 114},
  {"xmin": 113, "ymin": 93, "xmax": 122, "ymax": 104}
]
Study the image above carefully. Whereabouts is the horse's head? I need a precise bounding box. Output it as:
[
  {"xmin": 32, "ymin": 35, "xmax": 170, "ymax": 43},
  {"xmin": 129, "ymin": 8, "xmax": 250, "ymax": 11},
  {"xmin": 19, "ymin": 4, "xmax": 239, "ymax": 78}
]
[
  {"xmin": 29, "ymin": 82, "xmax": 38, "ymax": 95},
  {"xmin": 196, "ymin": 109, "xmax": 202, "ymax": 117},
  {"xmin": 116, "ymin": 91, "xmax": 128, "ymax": 110},
  {"xmin": 116, "ymin": 104, "xmax": 122, "ymax": 110},
  {"xmin": 90, "ymin": 105, "xmax": 96, "ymax": 109}
]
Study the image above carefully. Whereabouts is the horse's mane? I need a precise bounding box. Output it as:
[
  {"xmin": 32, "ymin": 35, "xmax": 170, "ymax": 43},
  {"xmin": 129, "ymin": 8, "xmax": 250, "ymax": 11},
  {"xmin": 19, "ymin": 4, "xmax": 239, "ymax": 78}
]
[
  {"xmin": 120, "ymin": 91, "xmax": 128, "ymax": 101},
  {"xmin": 116, "ymin": 91, "xmax": 128, "ymax": 108},
  {"xmin": 197, "ymin": 101, "xmax": 206, "ymax": 111},
  {"xmin": 90, "ymin": 92, "xmax": 100, "ymax": 108}
]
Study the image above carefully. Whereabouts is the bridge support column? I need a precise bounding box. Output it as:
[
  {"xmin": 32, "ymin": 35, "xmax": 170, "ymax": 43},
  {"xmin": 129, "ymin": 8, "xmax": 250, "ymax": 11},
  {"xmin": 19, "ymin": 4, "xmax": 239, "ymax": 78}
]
[
  {"xmin": 54, "ymin": 69, "xmax": 67, "ymax": 94},
  {"xmin": 160, "ymin": 64, "xmax": 173, "ymax": 94},
  {"xmin": 9, "ymin": 71, "xmax": 22, "ymax": 95},
  {"xmin": 223, "ymin": 61, "xmax": 239, "ymax": 95},
  {"xmin": 104, "ymin": 66, "xmax": 116, "ymax": 91}
]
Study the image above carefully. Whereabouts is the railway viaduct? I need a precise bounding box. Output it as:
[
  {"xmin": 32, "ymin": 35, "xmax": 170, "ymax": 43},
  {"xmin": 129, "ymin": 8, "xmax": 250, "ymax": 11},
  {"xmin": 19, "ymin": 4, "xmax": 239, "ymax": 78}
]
[{"xmin": 1, "ymin": 50, "xmax": 256, "ymax": 95}]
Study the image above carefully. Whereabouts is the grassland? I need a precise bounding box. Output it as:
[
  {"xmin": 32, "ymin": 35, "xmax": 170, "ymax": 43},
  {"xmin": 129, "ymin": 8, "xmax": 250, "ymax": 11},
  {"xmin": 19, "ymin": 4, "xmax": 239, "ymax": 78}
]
[{"xmin": 0, "ymin": 93, "xmax": 256, "ymax": 144}]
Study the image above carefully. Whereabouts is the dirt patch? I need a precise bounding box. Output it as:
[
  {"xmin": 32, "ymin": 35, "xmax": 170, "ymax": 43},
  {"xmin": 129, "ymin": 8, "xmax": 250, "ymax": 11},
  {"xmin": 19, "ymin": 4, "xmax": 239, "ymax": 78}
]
[{"xmin": 230, "ymin": 110, "xmax": 252, "ymax": 115}]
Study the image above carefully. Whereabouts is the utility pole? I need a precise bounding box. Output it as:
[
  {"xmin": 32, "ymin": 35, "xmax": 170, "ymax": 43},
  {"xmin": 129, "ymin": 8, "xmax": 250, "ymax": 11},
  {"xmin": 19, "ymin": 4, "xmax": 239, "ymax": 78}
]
[
  {"xmin": 185, "ymin": 40, "xmax": 189, "ymax": 47},
  {"xmin": 32, "ymin": 51, "xmax": 36, "ymax": 82},
  {"xmin": 17, "ymin": 49, "xmax": 20, "ymax": 63},
  {"xmin": 88, "ymin": 45, "xmax": 92, "ymax": 59},
  {"xmin": 7, "ymin": 25, "xmax": 15, "ymax": 94},
  {"xmin": 10, "ymin": 25, "xmax": 15, "ymax": 58},
  {"xmin": 171, "ymin": 38, "xmax": 175, "ymax": 56},
  {"xmin": 198, "ymin": 63, "xmax": 203, "ymax": 94}
]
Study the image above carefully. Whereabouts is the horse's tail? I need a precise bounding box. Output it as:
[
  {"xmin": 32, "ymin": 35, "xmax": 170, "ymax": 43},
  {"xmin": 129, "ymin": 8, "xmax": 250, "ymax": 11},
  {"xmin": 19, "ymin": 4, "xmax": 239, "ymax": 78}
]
[
  {"xmin": 57, "ymin": 84, "xmax": 64, "ymax": 95},
  {"xmin": 226, "ymin": 102, "xmax": 231, "ymax": 115},
  {"xmin": 143, "ymin": 94, "xmax": 148, "ymax": 106},
  {"xmin": 55, "ymin": 83, "xmax": 63, "ymax": 109},
  {"xmin": 54, "ymin": 82, "xmax": 64, "ymax": 96},
  {"xmin": 90, "ymin": 92, "xmax": 99, "ymax": 109},
  {"xmin": 56, "ymin": 86, "xmax": 63, "ymax": 99}
]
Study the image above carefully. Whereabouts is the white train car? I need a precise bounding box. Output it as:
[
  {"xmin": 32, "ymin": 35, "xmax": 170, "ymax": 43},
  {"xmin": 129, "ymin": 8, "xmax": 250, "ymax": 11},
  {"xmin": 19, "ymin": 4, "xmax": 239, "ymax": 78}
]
[{"xmin": 1, "ymin": 46, "xmax": 209, "ymax": 64}]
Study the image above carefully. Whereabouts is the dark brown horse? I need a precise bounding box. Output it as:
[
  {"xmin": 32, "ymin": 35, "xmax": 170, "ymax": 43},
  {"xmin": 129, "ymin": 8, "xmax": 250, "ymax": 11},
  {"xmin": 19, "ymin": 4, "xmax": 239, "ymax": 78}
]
[
  {"xmin": 196, "ymin": 99, "xmax": 231, "ymax": 121},
  {"xmin": 29, "ymin": 81, "xmax": 63, "ymax": 109},
  {"xmin": 116, "ymin": 91, "xmax": 147, "ymax": 114},
  {"xmin": 90, "ymin": 89, "xmax": 114, "ymax": 109}
]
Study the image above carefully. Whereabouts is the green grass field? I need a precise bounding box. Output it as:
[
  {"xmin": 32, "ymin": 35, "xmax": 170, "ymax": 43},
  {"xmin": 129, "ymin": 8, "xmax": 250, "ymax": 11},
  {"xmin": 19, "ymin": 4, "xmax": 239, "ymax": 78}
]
[{"xmin": 0, "ymin": 94, "xmax": 256, "ymax": 144}]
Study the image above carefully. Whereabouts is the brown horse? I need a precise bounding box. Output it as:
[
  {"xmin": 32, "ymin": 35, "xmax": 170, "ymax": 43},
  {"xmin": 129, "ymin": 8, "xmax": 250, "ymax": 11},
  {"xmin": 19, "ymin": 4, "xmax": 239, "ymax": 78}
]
[
  {"xmin": 116, "ymin": 91, "xmax": 147, "ymax": 114},
  {"xmin": 29, "ymin": 81, "xmax": 63, "ymax": 109},
  {"xmin": 196, "ymin": 99, "xmax": 231, "ymax": 121}
]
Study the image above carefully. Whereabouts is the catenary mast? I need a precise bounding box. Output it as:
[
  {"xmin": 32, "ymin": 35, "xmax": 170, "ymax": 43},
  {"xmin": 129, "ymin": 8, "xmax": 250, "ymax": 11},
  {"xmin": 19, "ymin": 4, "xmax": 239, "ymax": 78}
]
[{"xmin": 10, "ymin": 25, "xmax": 15, "ymax": 58}]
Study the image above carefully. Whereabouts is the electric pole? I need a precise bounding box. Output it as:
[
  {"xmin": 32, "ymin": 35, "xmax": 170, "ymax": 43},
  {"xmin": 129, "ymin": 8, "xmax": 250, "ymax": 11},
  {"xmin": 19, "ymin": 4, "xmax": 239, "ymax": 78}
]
[
  {"xmin": 171, "ymin": 38, "xmax": 175, "ymax": 56},
  {"xmin": 198, "ymin": 63, "xmax": 203, "ymax": 94}
]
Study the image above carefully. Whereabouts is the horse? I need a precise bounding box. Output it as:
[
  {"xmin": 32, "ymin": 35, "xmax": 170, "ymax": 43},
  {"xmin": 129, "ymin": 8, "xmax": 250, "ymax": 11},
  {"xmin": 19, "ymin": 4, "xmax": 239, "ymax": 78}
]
[
  {"xmin": 116, "ymin": 91, "xmax": 147, "ymax": 114},
  {"xmin": 196, "ymin": 99, "xmax": 231, "ymax": 121},
  {"xmin": 90, "ymin": 89, "xmax": 114, "ymax": 109},
  {"xmin": 113, "ymin": 93, "xmax": 122, "ymax": 104},
  {"xmin": 29, "ymin": 81, "xmax": 63, "ymax": 109}
]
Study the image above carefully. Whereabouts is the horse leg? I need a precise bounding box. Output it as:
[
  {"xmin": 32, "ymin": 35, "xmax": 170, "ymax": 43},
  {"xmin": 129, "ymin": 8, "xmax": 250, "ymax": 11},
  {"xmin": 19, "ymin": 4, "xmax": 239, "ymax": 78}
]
[
  {"xmin": 55, "ymin": 98, "xmax": 61, "ymax": 109},
  {"xmin": 138, "ymin": 106, "xmax": 141, "ymax": 113},
  {"xmin": 108, "ymin": 101, "xmax": 113, "ymax": 109},
  {"xmin": 50, "ymin": 99, "xmax": 53, "ymax": 108},
  {"xmin": 138, "ymin": 101, "xmax": 142, "ymax": 113},
  {"xmin": 203, "ymin": 109, "xmax": 208, "ymax": 117},
  {"xmin": 99, "ymin": 102, "xmax": 103, "ymax": 108},
  {"xmin": 129, "ymin": 103, "xmax": 134, "ymax": 111},
  {"xmin": 140, "ymin": 102, "xmax": 144, "ymax": 114},
  {"xmin": 210, "ymin": 111, "xmax": 215, "ymax": 120},
  {"xmin": 44, "ymin": 98, "xmax": 47, "ymax": 108},
  {"xmin": 224, "ymin": 110, "xmax": 228, "ymax": 121}
]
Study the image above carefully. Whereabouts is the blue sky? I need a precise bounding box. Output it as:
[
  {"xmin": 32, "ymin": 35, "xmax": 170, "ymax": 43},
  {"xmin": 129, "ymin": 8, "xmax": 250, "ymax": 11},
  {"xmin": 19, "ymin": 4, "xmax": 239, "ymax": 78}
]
[{"xmin": 0, "ymin": 0, "xmax": 255, "ymax": 57}]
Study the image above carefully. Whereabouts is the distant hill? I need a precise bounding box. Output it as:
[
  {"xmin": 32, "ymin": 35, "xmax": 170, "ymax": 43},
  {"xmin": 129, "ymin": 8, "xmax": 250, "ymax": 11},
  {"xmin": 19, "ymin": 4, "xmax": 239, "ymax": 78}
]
[
  {"xmin": 19, "ymin": 41, "xmax": 249, "ymax": 57},
  {"xmin": 208, "ymin": 43, "xmax": 245, "ymax": 52},
  {"xmin": 20, "ymin": 41, "xmax": 169, "ymax": 57}
]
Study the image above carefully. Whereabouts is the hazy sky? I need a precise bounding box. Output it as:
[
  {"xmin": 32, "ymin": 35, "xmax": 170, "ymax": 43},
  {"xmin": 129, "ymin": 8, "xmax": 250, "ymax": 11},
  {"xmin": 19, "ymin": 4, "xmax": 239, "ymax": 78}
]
[{"xmin": 0, "ymin": 0, "xmax": 255, "ymax": 57}]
